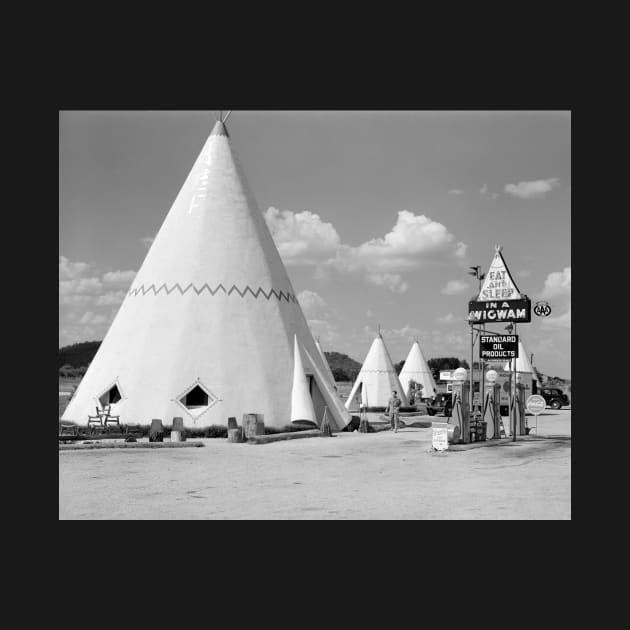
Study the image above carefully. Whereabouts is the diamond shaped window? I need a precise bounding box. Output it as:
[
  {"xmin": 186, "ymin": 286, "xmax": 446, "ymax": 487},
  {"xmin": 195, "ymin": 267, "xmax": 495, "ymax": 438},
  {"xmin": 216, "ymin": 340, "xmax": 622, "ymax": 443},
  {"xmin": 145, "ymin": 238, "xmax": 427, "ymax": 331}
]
[
  {"xmin": 176, "ymin": 382, "xmax": 219, "ymax": 419},
  {"xmin": 99, "ymin": 384, "xmax": 122, "ymax": 407},
  {"xmin": 181, "ymin": 385, "xmax": 209, "ymax": 409}
]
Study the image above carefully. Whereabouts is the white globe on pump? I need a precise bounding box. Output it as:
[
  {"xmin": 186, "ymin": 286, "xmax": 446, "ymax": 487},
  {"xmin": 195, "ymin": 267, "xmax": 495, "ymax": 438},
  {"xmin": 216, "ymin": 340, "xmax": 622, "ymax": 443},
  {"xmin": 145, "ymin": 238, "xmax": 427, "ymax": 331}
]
[
  {"xmin": 486, "ymin": 369, "xmax": 498, "ymax": 383},
  {"xmin": 453, "ymin": 367, "xmax": 468, "ymax": 382}
]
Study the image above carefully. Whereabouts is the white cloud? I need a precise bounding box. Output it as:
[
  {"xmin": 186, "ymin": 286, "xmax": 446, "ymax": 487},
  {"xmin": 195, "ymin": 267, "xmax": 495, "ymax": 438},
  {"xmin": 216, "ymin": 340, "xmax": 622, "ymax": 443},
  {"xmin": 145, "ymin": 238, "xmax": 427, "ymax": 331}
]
[
  {"xmin": 59, "ymin": 256, "xmax": 137, "ymax": 346},
  {"xmin": 297, "ymin": 290, "xmax": 328, "ymax": 319},
  {"xmin": 266, "ymin": 207, "xmax": 467, "ymax": 293},
  {"xmin": 436, "ymin": 313, "xmax": 456, "ymax": 324},
  {"xmin": 540, "ymin": 267, "xmax": 571, "ymax": 299},
  {"xmin": 454, "ymin": 242, "xmax": 468, "ymax": 258},
  {"xmin": 95, "ymin": 290, "xmax": 127, "ymax": 306},
  {"xmin": 59, "ymin": 294, "xmax": 94, "ymax": 307},
  {"xmin": 324, "ymin": 211, "xmax": 467, "ymax": 293},
  {"xmin": 480, "ymin": 185, "xmax": 499, "ymax": 199},
  {"xmin": 296, "ymin": 290, "xmax": 341, "ymax": 345},
  {"xmin": 102, "ymin": 270, "xmax": 137, "ymax": 287},
  {"xmin": 441, "ymin": 279, "xmax": 470, "ymax": 295},
  {"xmin": 78, "ymin": 311, "xmax": 111, "ymax": 326},
  {"xmin": 365, "ymin": 273, "xmax": 408, "ymax": 294},
  {"xmin": 59, "ymin": 276, "xmax": 103, "ymax": 297},
  {"xmin": 306, "ymin": 318, "xmax": 340, "ymax": 344},
  {"xmin": 505, "ymin": 178, "xmax": 560, "ymax": 199},
  {"xmin": 265, "ymin": 207, "xmax": 340, "ymax": 265},
  {"xmin": 448, "ymin": 189, "xmax": 464, "ymax": 195},
  {"xmin": 59, "ymin": 256, "xmax": 91, "ymax": 281},
  {"xmin": 541, "ymin": 306, "xmax": 571, "ymax": 330}
]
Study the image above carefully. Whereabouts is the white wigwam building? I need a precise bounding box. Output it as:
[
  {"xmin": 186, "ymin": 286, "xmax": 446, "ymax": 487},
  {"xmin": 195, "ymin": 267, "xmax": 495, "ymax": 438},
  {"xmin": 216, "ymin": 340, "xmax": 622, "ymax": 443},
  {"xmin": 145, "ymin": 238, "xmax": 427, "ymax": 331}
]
[
  {"xmin": 62, "ymin": 119, "xmax": 349, "ymax": 431},
  {"xmin": 344, "ymin": 333, "xmax": 408, "ymax": 410},
  {"xmin": 398, "ymin": 340, "xmax": 437, "ymax": 401}
]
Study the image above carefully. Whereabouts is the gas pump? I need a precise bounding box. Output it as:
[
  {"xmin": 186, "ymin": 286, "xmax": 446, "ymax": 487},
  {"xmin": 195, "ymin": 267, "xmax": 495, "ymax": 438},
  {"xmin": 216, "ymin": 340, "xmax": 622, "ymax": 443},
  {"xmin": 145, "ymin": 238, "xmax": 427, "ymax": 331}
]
[
  {"xmin": 483, "ymin": 369, "xmax": 501, "ymax": 439},
  {"xmin": 448, "ymin": 367, "xmax": 470, "ymax": 443}
]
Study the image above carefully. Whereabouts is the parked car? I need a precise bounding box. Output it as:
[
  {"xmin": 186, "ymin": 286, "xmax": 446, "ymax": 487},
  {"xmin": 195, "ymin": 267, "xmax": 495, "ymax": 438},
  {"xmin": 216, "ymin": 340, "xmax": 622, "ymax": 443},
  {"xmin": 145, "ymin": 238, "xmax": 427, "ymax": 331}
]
[
  {"xmin": 540, "ymin": 387, "xmax": 570, "ymax": 409},
  {"xmin": 426, "ymin": 393, "xmax": 452, "ymax": 417}
]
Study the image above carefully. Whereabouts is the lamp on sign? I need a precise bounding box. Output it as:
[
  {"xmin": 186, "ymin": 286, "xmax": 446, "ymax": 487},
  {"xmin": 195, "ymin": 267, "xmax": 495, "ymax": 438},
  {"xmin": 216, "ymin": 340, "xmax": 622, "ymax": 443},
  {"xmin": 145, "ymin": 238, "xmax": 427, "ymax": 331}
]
[{"xmin": 454, "ymin": 367, "xmax": 468, "ymax": 381}]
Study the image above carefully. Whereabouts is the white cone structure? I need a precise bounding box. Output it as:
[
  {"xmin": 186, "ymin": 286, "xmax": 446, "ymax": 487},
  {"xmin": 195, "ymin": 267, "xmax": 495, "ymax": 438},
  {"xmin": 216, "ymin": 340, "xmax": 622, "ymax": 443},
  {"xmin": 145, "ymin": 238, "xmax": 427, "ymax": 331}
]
[
  {"xmin": 291, "ymin": 336, "xmax": 316, "ymax": 423},
  {"xmin": 344, "ymin": 334, "xmax": 408, "ymax": 409},
  {"xmin": 399, "ymin": 340, "xmax": 436, "ymax": 400},
  {"xmin": 62, "ymin": 120, "xmax": 348, "ymax": 431},
  {"xmin": 504, "ymin": 340, "xmax": 536, "ymax": 376},
  {"xmin": 315, "ymin": 338, "xmax": 337, "ymax": 390}
]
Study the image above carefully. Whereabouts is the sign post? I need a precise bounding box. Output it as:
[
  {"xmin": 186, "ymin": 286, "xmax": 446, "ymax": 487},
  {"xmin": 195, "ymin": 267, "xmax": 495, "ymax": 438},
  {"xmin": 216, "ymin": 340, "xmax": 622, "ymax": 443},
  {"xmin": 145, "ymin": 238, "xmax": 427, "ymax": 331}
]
[
  {"xmin": 512, "ymin": 323, "xmax": 517, "ymax": 442},
  {"xmin": 526, "ymin": 394, "xmax": 546, "ymax": 435}
]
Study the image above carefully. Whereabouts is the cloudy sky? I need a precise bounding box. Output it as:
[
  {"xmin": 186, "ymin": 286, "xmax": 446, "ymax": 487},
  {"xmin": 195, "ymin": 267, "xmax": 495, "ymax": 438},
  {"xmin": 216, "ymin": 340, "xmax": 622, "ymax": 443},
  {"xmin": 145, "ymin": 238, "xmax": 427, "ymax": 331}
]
[{"xmin": 59, "ymin": 111, "xmax": 571, "ymax": 377}]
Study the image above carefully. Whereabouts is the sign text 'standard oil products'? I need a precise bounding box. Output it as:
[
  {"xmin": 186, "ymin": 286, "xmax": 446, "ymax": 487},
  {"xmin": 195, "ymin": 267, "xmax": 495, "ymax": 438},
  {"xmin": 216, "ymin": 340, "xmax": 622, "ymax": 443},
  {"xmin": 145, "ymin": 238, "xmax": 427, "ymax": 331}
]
[
  {"xmin": 479, "ymin": 335, "xmax": 519, "ymax": 359},
  {"xmin": 468, "ymin": 299, "xmax": 531, "ymax": 323}
]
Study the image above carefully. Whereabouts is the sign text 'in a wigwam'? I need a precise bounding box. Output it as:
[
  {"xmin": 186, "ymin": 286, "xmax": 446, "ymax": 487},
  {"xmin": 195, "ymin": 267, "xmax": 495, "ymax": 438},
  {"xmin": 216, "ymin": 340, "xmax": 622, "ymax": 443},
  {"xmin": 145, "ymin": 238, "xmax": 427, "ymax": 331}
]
[{"xmin": 468, "ymin": 298, "xmax": 531, "ymax": 324}]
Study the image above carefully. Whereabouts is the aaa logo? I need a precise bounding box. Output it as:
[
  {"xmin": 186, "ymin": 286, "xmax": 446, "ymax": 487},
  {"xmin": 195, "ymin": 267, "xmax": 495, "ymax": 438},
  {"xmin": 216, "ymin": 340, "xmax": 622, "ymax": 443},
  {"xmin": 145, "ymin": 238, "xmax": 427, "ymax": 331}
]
[{"xmin": 534, "ymin": 301, "xmax": 552, "ymax": 317}]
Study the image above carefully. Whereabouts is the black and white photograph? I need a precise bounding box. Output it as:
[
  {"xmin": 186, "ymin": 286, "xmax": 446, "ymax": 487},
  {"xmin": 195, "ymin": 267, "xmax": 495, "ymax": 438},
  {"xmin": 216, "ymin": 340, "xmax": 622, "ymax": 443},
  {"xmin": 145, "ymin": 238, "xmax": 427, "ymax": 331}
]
[{"xmin": 59, "ymin": 110, "xmax": 571, "ymax": 520}]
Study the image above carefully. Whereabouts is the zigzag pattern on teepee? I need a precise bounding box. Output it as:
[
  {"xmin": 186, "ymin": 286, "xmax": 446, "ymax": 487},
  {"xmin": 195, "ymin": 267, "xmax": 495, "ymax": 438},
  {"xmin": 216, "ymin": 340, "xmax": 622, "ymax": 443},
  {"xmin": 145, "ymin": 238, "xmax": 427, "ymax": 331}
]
[{"xmin": 128, "ymin": 283, "xmax": 298, "ymax": 303}]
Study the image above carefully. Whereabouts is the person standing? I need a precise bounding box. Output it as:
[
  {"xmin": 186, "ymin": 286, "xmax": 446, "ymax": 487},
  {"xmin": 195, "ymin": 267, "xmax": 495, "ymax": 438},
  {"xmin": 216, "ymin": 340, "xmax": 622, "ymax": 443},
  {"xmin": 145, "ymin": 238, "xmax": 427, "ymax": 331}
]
[{"xmin": 386, "ymin": 390, "xmax": 402, "ymax": 433}]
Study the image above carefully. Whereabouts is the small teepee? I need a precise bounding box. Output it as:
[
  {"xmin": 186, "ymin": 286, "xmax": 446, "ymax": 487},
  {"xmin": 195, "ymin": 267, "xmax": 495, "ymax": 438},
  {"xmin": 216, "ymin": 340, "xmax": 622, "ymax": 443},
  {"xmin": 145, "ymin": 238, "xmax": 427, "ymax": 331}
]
[
  {"xmin": 291, "ymin": 335, "xmax": 316, "ymax": 423},
  {"xmin": 399, "ymin": 339, "xmax": 436, "ymax": 400},
  {"xmin": 344, "ymin": 332, "xmax": 408, "ymax": 409},
  {"xmin": 62, "ymin": 115, "xmax": 348, "ymax": 432}
]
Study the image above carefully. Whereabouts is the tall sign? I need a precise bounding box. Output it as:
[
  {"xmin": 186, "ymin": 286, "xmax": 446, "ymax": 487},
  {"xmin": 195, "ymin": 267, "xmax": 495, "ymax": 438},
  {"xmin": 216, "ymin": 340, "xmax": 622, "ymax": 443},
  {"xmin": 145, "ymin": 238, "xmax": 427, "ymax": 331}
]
[
  {"xmin": 480, "ymin": 335, "xmax": 519, "ymax": 360},
  {"xmin": 468, "ymin": 246, "xmax": 531, "ymax": 323}
]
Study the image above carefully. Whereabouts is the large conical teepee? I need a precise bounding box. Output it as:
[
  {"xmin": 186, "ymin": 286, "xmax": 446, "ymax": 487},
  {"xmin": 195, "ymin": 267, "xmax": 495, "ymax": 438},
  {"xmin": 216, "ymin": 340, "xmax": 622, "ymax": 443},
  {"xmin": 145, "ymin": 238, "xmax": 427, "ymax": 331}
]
[
  {"xmin": 62, "ymin": 118, "xmax": 348, "ymax": 431},
  {"xmin": 398, "ymin": 340, "xmax": 436, "ymax": 400},
  {"xmin": 344, "ymin": 333, "xmax": 408, "ymax": 409}
]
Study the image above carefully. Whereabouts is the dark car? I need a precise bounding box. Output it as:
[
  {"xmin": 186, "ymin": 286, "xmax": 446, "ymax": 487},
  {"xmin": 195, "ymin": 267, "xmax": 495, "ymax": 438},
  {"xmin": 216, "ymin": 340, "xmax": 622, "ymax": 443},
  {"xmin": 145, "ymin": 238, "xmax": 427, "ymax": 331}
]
[
  {"xmin": 540, "ymin": 387, "xmax": 570, "ymax": 410},
  {"xmin": 426, "ymin": 393, "xmax": 452, "ymax": 417}
]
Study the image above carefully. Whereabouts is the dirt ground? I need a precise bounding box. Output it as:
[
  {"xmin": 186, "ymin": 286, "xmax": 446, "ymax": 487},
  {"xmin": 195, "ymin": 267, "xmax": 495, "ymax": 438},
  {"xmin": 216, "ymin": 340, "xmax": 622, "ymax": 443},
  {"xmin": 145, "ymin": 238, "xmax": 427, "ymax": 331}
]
[{"xmin": 59, "ymin": 409, "xmax": 571, "ymax": 520}]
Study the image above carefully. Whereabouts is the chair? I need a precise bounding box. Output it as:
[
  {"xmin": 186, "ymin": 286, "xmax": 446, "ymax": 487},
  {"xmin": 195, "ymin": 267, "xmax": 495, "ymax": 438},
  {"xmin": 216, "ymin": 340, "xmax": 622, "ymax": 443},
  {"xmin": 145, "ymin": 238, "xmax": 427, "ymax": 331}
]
[
  {"xmin": 59, "ymin": 422, "xmax": 79, "ymax": 437},
  {"xmin": 87, "ymin": 407, "xmax": 104, "ymax": 430},
  {"xmin": 101, "ymin": 404, "xmax": 121, "ymax": 430}
]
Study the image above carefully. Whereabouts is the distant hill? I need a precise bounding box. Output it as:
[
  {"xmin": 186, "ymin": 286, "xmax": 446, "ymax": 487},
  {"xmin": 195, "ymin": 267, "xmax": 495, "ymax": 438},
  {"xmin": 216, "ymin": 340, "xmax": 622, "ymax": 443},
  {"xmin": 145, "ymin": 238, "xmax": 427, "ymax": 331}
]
[
  {"xmin": 324, "ymin": 351, "xmax": 361, "ymax": 381},
  {"xmin": 59, "ymin": 341, "xmax": 101, "ymax": 368}
]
